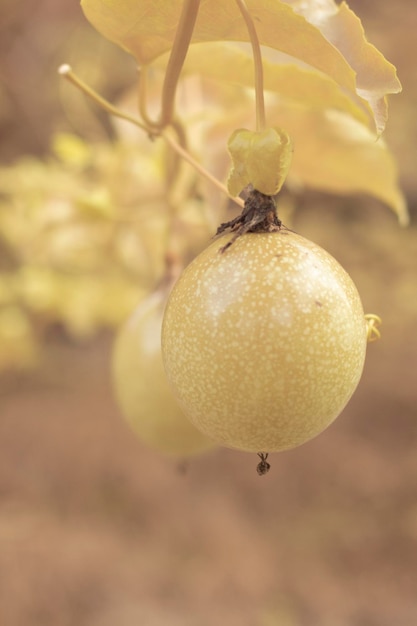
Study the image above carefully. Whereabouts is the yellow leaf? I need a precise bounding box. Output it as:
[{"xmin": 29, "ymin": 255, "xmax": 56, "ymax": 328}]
[
  {"xmin": 81, "ymin": 0, "xmax": 400, "ymax": 132},
  {"xmin": 284, "ymin": 0, "xmax": 402, "ymax": 134},
  {"xmin": 202, "ymin": 85, "xmax": 406, "ymax": 222},
  {"xmin": 156, "ymin": 42, "xmax": 370, "ymax": 128},
  {"xmin": 274, "ymin": 105, "xmax": 408, "ymax": 224}
]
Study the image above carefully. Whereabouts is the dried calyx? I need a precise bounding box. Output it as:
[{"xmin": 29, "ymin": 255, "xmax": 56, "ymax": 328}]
[{"xmin": 216, "ymin": 187, "xmax": 284, "ymax": 252}]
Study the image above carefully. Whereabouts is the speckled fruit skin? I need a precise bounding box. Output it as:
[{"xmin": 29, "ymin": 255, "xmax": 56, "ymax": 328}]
[
  {"xmin": 161, "ymin": 231, "xmax": 367, "ymax": 452},
  {"xmin": 112, "ymin": 289, "xmax": 214, "ymax": 457}
]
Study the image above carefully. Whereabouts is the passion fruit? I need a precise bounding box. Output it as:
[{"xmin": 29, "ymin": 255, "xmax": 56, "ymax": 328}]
[{"xmin": 161, "ymin": 231, "xmax": 367, "ymax": 452}]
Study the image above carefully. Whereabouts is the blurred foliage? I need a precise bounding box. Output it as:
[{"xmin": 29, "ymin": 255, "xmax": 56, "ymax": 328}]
[
  {"xmin": 81, "ymin": 0, "xmax": 400, "ymax": 134},
  {"xmin": 0, "ymin": 132, "xmax": 211, "ymax": 371}
]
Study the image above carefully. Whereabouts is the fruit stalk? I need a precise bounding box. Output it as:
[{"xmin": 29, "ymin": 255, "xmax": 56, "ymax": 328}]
[{"xmin": 216, "ymin": 188, "xmax": 283, "ymax": 252}]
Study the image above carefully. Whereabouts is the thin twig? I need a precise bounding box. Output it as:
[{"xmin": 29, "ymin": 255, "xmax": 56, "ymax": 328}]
[
  {"xmin": 58, "ymin": 65, "xmax": 244, "ymax": 209},
  {"xmin": 59, "ymin": 64, "xmax": 149, "ymax": 133}
]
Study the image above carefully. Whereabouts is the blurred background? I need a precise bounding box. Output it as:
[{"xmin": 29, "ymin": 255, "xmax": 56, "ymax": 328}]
[{"xmin": 1, "ymin": 1, "xmax": 416, "ymax": 625}]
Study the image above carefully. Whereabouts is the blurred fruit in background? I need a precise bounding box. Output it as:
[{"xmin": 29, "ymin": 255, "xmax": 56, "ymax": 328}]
[{"xmin": 113, "ymin": 285, "xmax": 215, "ymax": 456}]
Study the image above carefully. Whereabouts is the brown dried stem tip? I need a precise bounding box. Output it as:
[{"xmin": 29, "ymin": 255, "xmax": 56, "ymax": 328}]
[
  {"xmin": 256, "ymin": 452, "xmax": 271, "ymax": 476},
  {"xmin": 217, "ymin": 188, "xmax": 282, "ymax": 252}
]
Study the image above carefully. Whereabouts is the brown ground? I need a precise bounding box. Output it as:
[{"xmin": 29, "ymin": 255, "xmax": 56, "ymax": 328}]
[{"xmin": 1, "ymin": 1, "xmax": 417, "ymax": 624}]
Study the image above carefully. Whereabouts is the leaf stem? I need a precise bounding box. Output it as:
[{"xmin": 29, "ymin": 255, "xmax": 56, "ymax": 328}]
[
  {"xmin": 234, "ymin": 0, "xmax": 266, "ymax": 131},
  {"xmin": 58, "ymin": 64, "xmax": 150, "ymax": 134},
  {"xmin": 58, "ymin": 65, "xmax": 244, "ymax": 209},
  {"xmin": 159, "ymin": 0, "xmax": 201, "ymax": 128}
]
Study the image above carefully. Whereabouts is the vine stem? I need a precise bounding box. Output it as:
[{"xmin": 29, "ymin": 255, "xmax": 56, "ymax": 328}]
[
  {"xmin": 234, "ymin": 0, "xmax": 266, "ymax": 132},
  {"xmin": 159, "ymin": 0, "xmax": 201, "ymax": 129},
  {"xmin": 58, "ymin": 65, "xmax": 244, "ymax": 209},
  {"xmin": 58, "ymin": 65, "xmax": 149, "ymax": 133},
  {"xmin": 138, "ymin": 0, "xmax": 201, "ymax": 131}
]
